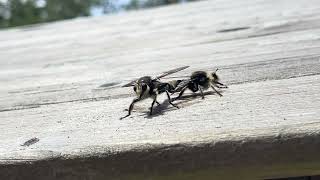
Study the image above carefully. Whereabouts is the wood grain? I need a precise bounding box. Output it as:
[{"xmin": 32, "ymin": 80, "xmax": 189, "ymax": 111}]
[{"xmin": 1, "ymin": 0, "xmax": 320, "ymax": 179}]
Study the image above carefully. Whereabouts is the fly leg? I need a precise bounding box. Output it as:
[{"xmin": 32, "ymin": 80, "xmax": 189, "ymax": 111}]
[
  {"xmin": 198, "ymin": 85, "xmax": 205, "ymax": 99},
  {"xmin": 174, "ymin": 86, "xmax": 188, "ymax": 101},
  {"xmin": 215, "ymin": 81, "xmax": 228, "ymax": 88},
  {"xmin": 120, "ymin": 98, "xmax": 140, "ymax": 120},
  {"xmin": 166, "ymin": 91, "xmax": 179, "ymax": 109},
  {"xmin": 149, "ymin": 95, "xmax": 157, "ymax": 115},
  {"xmin": 211, "ymin": 85, "xmax": 223, "ymax": 97}
]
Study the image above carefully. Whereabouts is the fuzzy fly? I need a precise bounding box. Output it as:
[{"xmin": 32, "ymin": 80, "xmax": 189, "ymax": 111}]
[{"xmin": 120, "ymin": 66, "xmax": 189, "ymax": 119}]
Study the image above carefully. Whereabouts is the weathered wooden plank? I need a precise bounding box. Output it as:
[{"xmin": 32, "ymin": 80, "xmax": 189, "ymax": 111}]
[
  {"xmin": 1, "ymin": 75, "xmax": 320, "ymax": 179},
  {"xmin": 1, "ymin": 73, "xmax": 320, "ymax": 155},
  {"xmin": 1, "ymin": 0, "xmax": 320, "ymax": 179},
  {"xmin": 1, "ymin": 54, "xmax": 319, "ymax": 113}
]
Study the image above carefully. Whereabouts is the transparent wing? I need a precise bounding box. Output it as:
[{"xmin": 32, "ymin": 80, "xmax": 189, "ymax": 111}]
[
  {"xmin": 122, "ymin": 79, "xmax": 138, "ymax": 87},
  {"xmin": 122, "ymin": 66, "xmax": 189, "ymax": 87},
  {"xmin": 174, "ymin": 79, "xmax": 191, "ymax": 92},
  {"xmin": 155, "ymin": 66, "xmax": 189, "ymax": 79}
]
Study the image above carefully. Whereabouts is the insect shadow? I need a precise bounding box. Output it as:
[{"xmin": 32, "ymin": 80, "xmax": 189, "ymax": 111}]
[{"xmin": 140, "ymin": 90, "xmax": 224, "ymax": 119}]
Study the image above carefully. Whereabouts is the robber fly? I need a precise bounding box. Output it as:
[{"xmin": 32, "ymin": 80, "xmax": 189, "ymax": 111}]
[
  {"xmin": 173, "ymin": 68, "xmax": 228, "ymax": 100},
  {"xmin": 120, "ymin": 66, "xmax": 189, "ymax": 120}
]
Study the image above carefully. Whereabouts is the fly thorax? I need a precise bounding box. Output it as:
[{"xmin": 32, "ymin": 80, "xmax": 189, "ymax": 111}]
[
  {"xmin": 197, "ymin": 73, "xmax": 209, "ymax": 89},
  {"xmin": 134, "ymin": 83, "xmax": 150, "ymax": 98}
]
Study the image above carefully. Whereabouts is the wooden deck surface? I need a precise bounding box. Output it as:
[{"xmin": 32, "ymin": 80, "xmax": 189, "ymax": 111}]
[{"xmin": 1, "ymin": 0, "xmax": 320, "ymax": 179}]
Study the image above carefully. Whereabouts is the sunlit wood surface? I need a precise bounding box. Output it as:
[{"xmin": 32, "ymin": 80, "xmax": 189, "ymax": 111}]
[{"xmin": 1, "ymin": 0, "xmax": 320, "ymax": 179}]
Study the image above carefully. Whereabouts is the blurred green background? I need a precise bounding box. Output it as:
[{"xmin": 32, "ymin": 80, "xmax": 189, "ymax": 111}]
[{"xmin": 0, "ymin": 0, "xmax": 198, "ymax": 29}]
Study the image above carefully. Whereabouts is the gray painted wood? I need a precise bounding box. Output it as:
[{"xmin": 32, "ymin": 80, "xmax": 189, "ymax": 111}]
[{"xmin": 1, "ymin": 0, "xmax": 320, "ymax": 179}]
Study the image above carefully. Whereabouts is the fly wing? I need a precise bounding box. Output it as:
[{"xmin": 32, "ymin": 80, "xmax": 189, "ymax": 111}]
[
  {"xmin": 155, "ymin": 66, "xmax": 189, "ymax": 80},
  {"xmin": 122, "ymin": 66, "xmax": 190, "ymax": 87},
  {"xmin": 122, "ymin": 79, "xmax": 138, "ymax": 87},
  {"xmin": 174, "ymin": 79, "xmax": 191, "ymax": 92},
  {"xmin": 122, "ymin": 66, "xmax": 189, "ymax": 87}
]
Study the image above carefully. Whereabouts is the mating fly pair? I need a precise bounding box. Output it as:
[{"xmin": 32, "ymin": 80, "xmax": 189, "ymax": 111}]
[{"xmin": 120, "ymin": 66, "xmax": 228, "ymax": 119}]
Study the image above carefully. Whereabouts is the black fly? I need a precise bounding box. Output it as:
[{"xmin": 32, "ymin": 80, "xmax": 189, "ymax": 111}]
[
  {"xmin": 120, "ymin": 66, "xmax": 189, "ymax": 119},
  {"xmin": 173, "ymin": 68, "xmax": 228, "ymax": 100}
]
